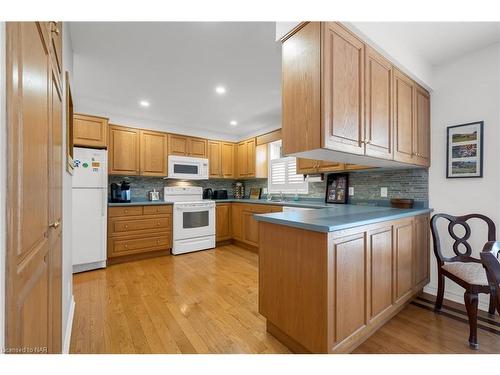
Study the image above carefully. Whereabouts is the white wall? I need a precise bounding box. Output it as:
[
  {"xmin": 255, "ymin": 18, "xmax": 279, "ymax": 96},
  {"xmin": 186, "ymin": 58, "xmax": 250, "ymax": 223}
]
[
  {"xmin": 426, "ymin": 42, "xmax": 500, "ymax": 310},
  {"xmin": 0, "ymin": 21, "xmax": 6, "ymax": 352},
  {"xmin": 61, "ymin": 23, "xmax": 75, "ymax": 353}
]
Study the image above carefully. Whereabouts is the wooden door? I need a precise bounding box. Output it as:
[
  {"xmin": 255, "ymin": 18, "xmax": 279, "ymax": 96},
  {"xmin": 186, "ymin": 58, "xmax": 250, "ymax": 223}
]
[
  {"xmin": 167, "ymin": 134, "xmax": 188, "ymax": 156},
  {"xmin": 46, "ymin": 21, "xmax": 62, "ymax": 75},
  {"xmin": 367, "ymin": 224, "xmax": 393, "ymax": 320},
  {"xmin": 73, "ymin": 114, "xmax": 108, "ymax": 149},
  {"xmin": 414, "ymin": 85, "xmax": 430, "ymax": 167},
  {"xmin": 6, "ymin": 22, "xmax": 61, "ymax": 353},
  {"xmin": 331, "ymin": 230, "xmax": 368, "ymax": 343},
  {"xmin": 246, "ymin": 139, "xmax": 256, "ymax": 177},
  {"xmin": 221, "ymin": 142, "xmax": 235, "ymax": 178},
  {"xmin": 108, "ymin": 125, "xmax": 140, "ymax": 175},
  {"xmin": 140, "ymin": 130, "xmax": 167, "ymax": 176},
  {"xmin": 297, "ymin": 158, "xmax": 319, "ymax": 174},
  {"xmin": 365, "ymin": 46, "xmax": 393, "ymax": 160},
  {"xmin": 231, "ymin": 204, "xmax": 244, "ymax": 240},
  {"xmin": 237, "ymin": 141, "xmax": 248, "ymax": 178},
  {"xmin": 188, "ymin": 137, "xmax": 207, "ymax": 157},
  {"xmin": 394, "ymin": 218, "xmax": 414, "ymax": 302},
  {"xmin": 393, "ymin": 69, "xmax": 415, "ymax": 164},
  {"xmin": 322, "ymin": 22, "xmax": 365, "ymax": 155},
  {"xmin": 414, "ymin": 214, "xmax": 430, "ymax": 286},
  {"xmin": 208, "ymin": 140, "xmax": 221, "ymax": 178},
  {"xmin": 216, "ymin": 204, "xmax": 231, "ymax": 241}
]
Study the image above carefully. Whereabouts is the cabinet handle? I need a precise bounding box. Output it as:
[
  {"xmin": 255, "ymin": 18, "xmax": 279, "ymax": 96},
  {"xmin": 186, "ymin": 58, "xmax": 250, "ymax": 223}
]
[
  {"xmin": 124, "ymin": 244, "xmax": 129, "ymax": 249},
  {"xmin": 157, "ymin": 222, "xmax": 161, "ymax": 226},
  {"xmin": 125, "ymin": 225, "xmax": 129, "ymax": 229},
  {"xmin": 156, "ymin": 240, "xmax": 160, "ymax": 244},
  {"xmin": 49, "ymin": 221, "xmax": 60, "ymax": 229},
  {"xmin": 49, "ymin": 21, "xmax": 60, "ymax": 36},
  {"xmin": 124, "ymin": 209, "xmax": 128, "ymax": 214}
]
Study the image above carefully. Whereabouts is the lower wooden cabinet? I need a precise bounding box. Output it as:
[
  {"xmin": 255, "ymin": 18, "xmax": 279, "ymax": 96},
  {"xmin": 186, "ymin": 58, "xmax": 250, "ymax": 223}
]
[
  {"xmin": 259, "ymin": 213, "xmax": 430, "ymax": 353},
  {"xmin": 216, "ymin": 203, "xmax": 232, "ymax": 241},
  {"xmin": 107, "ymin": 205, "xmax": 173, "ymax": 263}
]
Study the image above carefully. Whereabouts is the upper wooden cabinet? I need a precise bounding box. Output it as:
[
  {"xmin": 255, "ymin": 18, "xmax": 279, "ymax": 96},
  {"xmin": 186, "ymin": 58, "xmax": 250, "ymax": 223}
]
[
  {"xmin": 167, "ymin": 134, "xmax": 207, "ymax": 158},
  {"xmin": 237, "ymin": 138, "xmax": 257, "ymax": 179},
  {"xmin": 208, "ymin": 140, "xmax": 236, "ymax": 179},
  {"xmin": 73, "ymin": 113, "xmax": 108, "ymax": 149},
  {"xmin": 140, "ymin": 130, "xmax": 167, "ymax": 176},
  {"xmin": 414, "ymin": 85, "xmax": 431, "ymax": 167},
  {"xmin": 281, "ymin": 22, "xmax": 431, "ymax": 169},
  {"xmin": 365, "ymin": 46, "xmax": 393, "ymax": 160},
  {"xmin": 208, "ymin": 140, "xmax": 222, "ymax": 178},
  {"xmin": 296, "ymin": 158, "xmax": 371, "ymax": 174},
  {"xmin": 221, "ymin": 142, "xmax": 236, "ymax": 178},
  {"xmin": 44, "ymin": 21, "xmax": 62, "ymax": 76},
  {"xmin": 108, "ymin": 125, "xmax": 140, "ymax": 175}
]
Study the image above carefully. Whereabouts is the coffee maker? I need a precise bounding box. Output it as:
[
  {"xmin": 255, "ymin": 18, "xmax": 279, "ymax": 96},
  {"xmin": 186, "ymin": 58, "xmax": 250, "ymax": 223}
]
[{"xmin": 110, "ymin": 180, "xmax": 132, "ymax": 203}]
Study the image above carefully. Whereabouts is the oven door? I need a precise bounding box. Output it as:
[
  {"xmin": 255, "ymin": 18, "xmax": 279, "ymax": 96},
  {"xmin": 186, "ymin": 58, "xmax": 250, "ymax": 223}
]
[
  {"xmin": 168, "ymin": 156, "xmax": 208, "ymax": 180},
  {"xmin": 174, "ymin": 203, "xmax": 215, "ymax": 240}
]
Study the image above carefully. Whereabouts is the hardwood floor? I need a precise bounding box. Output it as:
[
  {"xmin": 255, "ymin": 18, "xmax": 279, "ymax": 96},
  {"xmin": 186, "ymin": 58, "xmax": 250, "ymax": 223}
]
[{"xmin": 70, "ymin": 244, "xmax": 500, "ymax": 354}]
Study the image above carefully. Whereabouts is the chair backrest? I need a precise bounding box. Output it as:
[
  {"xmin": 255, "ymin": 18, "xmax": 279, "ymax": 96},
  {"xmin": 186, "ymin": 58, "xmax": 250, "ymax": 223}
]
[
  {"xmin": 481, "ymin": 241, "xmax": 500, "ymax": 311},
  {"xmin": 430, "ymin": 213, "xmax": 496, "ymax": 265}
]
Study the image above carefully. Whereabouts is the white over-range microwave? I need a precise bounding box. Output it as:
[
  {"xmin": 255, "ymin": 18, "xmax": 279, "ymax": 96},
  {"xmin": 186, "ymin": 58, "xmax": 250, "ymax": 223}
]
[{"xmin": 167, "ymin": 155, "xmax": 209, "ymax": 180}]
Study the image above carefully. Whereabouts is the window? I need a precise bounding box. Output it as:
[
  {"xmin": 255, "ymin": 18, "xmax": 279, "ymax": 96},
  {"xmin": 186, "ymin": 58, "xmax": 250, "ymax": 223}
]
[{"xmin": 267, "ymin": 140, "xmax": 308, "ymax": 194}]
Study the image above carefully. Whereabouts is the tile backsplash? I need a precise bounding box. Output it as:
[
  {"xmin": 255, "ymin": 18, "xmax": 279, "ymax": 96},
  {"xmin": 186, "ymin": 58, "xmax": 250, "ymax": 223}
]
[{"xmin": 109, "ymin": 168, "xmax": 428, "ymax": 204}]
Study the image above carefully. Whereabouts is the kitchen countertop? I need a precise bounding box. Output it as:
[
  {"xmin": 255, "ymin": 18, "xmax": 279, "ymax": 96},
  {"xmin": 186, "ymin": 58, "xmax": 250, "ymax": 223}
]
[
  {"xmin": 254, "ymin": 204, "xmax": 433, "ymax": 233},
  {"xmin": 108, "ymin": 199, "xmax": 174, "ymax": 207},
  {"xmin": 108, "ymin": 198, "xmax": 332, "ymax": 208}
]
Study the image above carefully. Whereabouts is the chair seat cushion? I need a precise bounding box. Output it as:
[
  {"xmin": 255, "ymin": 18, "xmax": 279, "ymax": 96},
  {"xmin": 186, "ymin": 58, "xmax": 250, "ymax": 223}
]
[{"xmin": 442, "ymin": 262, "xmax": 489, "ymax": 286}]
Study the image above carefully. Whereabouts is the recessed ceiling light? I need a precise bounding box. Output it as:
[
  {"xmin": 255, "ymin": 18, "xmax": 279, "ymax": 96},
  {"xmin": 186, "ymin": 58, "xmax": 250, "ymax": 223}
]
[
  {"xmin": 139, "ymin": 100, "xmax": 150, "ymax": 107},
  {"xmin": 230, "ymin": 120, "xmax": 238, "ymax": 126},
  {"xmin": 215, "ymin": 86, "xmax": 226, "ymax": 95}
]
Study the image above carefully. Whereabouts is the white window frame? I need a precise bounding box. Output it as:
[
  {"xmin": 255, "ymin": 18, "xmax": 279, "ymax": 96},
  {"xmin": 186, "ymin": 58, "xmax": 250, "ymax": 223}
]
[{"xmin": 267, "ymin": 141, "xmax": 308, "ymax": 194}]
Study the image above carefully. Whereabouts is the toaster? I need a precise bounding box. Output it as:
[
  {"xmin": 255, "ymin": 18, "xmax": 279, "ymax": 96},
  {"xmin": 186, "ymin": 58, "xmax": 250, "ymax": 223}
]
[{"xmin": 213, "ymin": 189, "xmax": 228, "ymax": 200}]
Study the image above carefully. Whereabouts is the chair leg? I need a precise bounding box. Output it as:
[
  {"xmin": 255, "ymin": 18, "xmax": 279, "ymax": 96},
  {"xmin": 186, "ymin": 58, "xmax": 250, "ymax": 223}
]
[
  {"xmin": 488, "ymin": 288, "xmax": 497, "ymax": 316},
  {"xmin": 464, "ymin": 291, "xmax": 479, "ymax": 350},
  {"xmin": 435, "ymin": 272, "xmax": 445, "ymax": 312}
]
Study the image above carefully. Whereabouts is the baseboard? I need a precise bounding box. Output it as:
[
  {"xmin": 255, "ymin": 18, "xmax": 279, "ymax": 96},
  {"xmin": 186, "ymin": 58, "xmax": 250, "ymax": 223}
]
[
  {"xmin": 423, "ymin": 285, "xmax": 490, "ymax": 312},
  {"xmin": 62, "ymin": 295, "xmax": 75, "ymax": 354}
]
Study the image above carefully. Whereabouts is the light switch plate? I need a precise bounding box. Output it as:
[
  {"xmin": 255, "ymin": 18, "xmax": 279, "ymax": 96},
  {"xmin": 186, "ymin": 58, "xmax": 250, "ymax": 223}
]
[
  {"xmin": 349, "ymin": 187, "xmax": 354, "ymax": 196},
  {"xmin": 380, "ymin": 187, "xmax": 388, "ymax": 198}
]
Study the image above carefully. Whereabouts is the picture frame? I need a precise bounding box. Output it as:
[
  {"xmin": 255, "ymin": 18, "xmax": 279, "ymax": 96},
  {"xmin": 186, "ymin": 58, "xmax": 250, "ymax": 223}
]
[
  {"xmin": 446, "ymin": 121, "xmax": 483, "ymax": 178},
  {"xmin": 325, "ymin": 173, "xmax": 348, "ymax": 204}
]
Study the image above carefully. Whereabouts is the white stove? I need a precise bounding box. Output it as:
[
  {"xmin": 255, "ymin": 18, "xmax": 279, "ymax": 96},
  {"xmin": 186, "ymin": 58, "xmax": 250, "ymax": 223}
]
[{"xmin": 164, "ymin": 186, "xmax": 215, "ymax": 255}]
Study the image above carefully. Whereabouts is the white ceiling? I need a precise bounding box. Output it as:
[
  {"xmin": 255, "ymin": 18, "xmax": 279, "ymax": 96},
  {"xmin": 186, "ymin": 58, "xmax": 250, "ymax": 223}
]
[
  {"xmin": 70, "ymin": 22, "xmax": 500, "ymax": 140},
  {"xmin": 70, "ymin": 22, "xmax": 282, "ymax": 140},
  {"xmin": 354, "ymin": 22, "xmax": 500, "ymax": 67}
]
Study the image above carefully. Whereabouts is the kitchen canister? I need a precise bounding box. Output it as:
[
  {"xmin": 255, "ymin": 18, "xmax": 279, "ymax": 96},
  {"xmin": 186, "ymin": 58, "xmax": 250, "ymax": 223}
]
[{"xmin": 233, "ymin": 182, "xmax": 245, "ymax": 199}]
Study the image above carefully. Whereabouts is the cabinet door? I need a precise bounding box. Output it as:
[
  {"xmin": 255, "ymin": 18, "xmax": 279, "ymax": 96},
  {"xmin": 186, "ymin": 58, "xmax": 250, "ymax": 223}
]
[
  {"xmin": 188, "ymin": 137, "xmax": 208, "ymax": 157},
  {"xmin": 221, "ymin": 142, "xmax": 235, "ymax": 178},
  {"xmin": 414, "ymin": 85, "xmax": 430, "ymax": 167},
  {"xmin": 414, "ymin": 214, "xmax": 430, "ymax": 287},
  {"xmin": 394, "ymin": 218, "xmax": 414, "ymax": 302},
  {"xmin": 140, "ymin": 130, "xmax": 167, "ymax": 176},
  {"xmin": 168, "ymin": 134, "xmax": 188, "ymax": 156},
  {"xmin": 393, "ymin": 69, "xmax": 415, "ymax": 164},
  {"xmin": 109, "ymin": 125, "xmax": 140, "ymax": 175},
  {"xmin": 46, "ymin": 22, "xmax": 62, "ymax": 75},
  {"xmin": 208, "ymin": 140, "xmax": 221, "ymax": 178},
  {"xmin": 73, "ymin": 114, "xmax": 108, "ymax": 148},
  {"xmin": 216, "ymin": 204, "xmax": 231, "ymax": 241},
  {"xmin": 242, "ymin": 210, "xmax": 259, "ymax": 246},
  {"xmin": 368, "ymin": 225, "xmax": 393, "ymax": 320},
  {"xmin": 231, "ymin": 204, "xmax": 244, "ymax": 240},
  {"xmin": 323, "ymin": 22, "xmax": 365, "ymax": 155},
  {"xmin": 237, "ymin": 141, "xmax": 248, "ymax": 178},
  {"xmin": 246, "ymin": 139, "xmax": 256, "ymax": 177},
  {"xmin": 297, "ymin": 158, "xmax": 319, "ymax": 174},
  {"xmin": 365, "ymin": 46, "xmax": 393, "ymax": 160},
  {"xmin": 255, "ymin": 143, "xmax": 268, "ymax": 178}
]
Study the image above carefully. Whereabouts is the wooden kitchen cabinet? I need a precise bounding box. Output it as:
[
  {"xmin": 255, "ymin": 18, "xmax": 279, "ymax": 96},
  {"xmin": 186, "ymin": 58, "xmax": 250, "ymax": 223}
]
[
  {"xmin": 208, "ymin": 140, "xmax": 222, "ymax": 178},
  {"xmin": 231, "ymin": 204, "xmax": 244, "ymax": 241},
  {"xmin": 296, "ymin": 158, "xmax": 371, "ymax": 174},
  {"xmin": 394, "ymin": 217, "xmax": 414, "ymax": 302},
  {"xmin": 221, "ymin": 142, "xmax": 236, "ymax": 178},
  {"xmin": 414, "ymin": 85, "xmax": 431, "ymax": 167},
  {"xmin": 107, "ymin": 205, "xmax": 173, "ymax": 264},
  {"xmin": 216, "ymin": 203, "xmax": 232, "ymax": 242},
  {"xmin": 167, "ymin": 134, "xmax": 208, "ymax": 158},
  {"xmin": 73, "ymin": 113, "xmax": 108, "ymax": 149},
  {"xmin": 281, "ymin": 22, "xmax": 431, "ymax": 169},
  {"xmin": 140, "ymin": 130, "xmax": 167, "ymax": 176},
  {"xmin": 414, "ymin": 214, "xmax": 430, "ymax": 286},
  {"xmin": 237, "ymin": 138, "xmax": 257, "ymax": 178},
  {"xmin": 365, "ymin": 46, "xmax": 393, "ymax": 160},
  {"xmin": 209, "ymin": 140, "xmax": 237, "ymax": 179},
  {"xmin": 393, "ymin": 69, "xmax": 415, "ymax": 164},
  {"xmin": 45, "ymin": 21, "xmax": 62, "ymax": 76},
  {"xmin": 108, "ymin": 125, "xmax": 140, "ymax": 175}
]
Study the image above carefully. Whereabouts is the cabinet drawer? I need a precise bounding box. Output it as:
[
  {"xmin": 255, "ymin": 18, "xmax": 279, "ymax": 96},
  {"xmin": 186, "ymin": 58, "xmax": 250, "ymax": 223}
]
[
  {"xmin": 110, "ymin": 217, "xmax": 171, "ymax": 235},
  {"xmin": 108, "ymin": 206, "xmax": 143, "ymax": 217},
  {"xmin": 143, "ymin": 205, "xmax": 172, "ymax": 215},
  {"xmin": 108, "ymin": 234, "xmax": 172, "ymax": 257}
]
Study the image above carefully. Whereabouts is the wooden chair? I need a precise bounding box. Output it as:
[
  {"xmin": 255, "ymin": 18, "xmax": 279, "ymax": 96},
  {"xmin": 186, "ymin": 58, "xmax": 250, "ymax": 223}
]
[
  {"xmin": 430, "ymin": 213, "xmax": 497, "ymax": 350},
  {"xmin": 481, "ymin": 241, "xmax": 500, "ymax": 315}
]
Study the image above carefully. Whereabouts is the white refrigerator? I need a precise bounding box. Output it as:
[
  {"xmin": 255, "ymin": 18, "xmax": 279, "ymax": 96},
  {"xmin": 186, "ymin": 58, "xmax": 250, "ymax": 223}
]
[{"xmin": 72, "ymin": 147, "xmax": 108, "ymax": 273}]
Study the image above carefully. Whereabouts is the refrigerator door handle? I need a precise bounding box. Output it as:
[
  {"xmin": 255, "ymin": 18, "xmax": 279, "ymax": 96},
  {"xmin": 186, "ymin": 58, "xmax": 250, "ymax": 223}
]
[{"xmin": 102, "ymin": 189, "xmax": 107, "ymax": 217}]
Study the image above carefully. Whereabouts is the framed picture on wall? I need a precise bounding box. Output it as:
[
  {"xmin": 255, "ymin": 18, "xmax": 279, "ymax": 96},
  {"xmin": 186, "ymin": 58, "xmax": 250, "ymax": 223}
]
[{"xmin": 446, "ymin": 121, "xmax": 483, "ymax": 178}]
